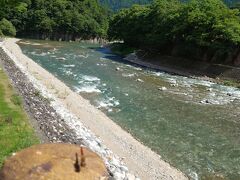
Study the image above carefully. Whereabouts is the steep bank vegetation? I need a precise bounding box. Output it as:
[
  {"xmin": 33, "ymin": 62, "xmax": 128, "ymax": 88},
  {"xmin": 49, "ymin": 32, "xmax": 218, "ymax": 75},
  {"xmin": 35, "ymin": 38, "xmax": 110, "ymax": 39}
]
[
  {"xmin": 99, "ymin": 0, "xmax": 240, "ymax": 11},
  {"xmin": 108, "ymin": 0, "xmax": 240, "ymax": 66},
  {"xmin": 0, "ymin": 0, "xmax": 109, "ymax": 40},
  {"xmin": 0, "ymin": 67, "xmax": 38, "ymax": 167},
  {"xmin": 100, "ymin": 0, "xmax": 152, "ymax": 11},
  {"xmin": 0, "ymin": 0, "xmax": 239, "ymax": 40},
  {"xmin": 1, "ymin": 0, "xmax": 240, "ymax": 65}
]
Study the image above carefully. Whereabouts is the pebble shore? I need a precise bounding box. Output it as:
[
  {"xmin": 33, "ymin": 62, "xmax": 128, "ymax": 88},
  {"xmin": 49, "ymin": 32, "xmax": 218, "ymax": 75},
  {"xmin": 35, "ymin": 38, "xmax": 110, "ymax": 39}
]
[
  {"xmin": 0, "ymin": 39, "xmax": 188, "ymax": 180},
  {"xmin": 0, "ymin": 45, "xmax": 138, "ymax": 180}
]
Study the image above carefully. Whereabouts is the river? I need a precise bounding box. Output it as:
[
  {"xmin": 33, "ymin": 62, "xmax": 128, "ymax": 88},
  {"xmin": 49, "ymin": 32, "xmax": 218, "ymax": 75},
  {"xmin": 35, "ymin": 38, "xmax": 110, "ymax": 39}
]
[{"xmin": 18, "ymin": 40, "xmax": 240, "ymax": 180}]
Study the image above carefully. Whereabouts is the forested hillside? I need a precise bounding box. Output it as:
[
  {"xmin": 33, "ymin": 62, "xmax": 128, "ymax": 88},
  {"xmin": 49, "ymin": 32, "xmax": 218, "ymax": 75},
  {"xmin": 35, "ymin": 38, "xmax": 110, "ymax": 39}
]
[
  {"xmin": 108, "ymin": 0, "xmax": 240, "ymax": 65},
  {"xmin": 99, "ymin": 0, "xmax": 240, "ymax": 11},
  {"xmin": 0, "ymin": 0, "xmax": 109, "ymax": 40},
  {"xmin": 99, "ymin": 0, "xmax": 152, "ymax": 11}
]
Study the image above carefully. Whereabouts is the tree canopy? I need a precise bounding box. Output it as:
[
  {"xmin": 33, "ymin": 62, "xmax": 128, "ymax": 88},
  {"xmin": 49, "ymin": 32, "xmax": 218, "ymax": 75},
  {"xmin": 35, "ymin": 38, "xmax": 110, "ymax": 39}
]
[
  {"xmin": 99, "ymin": 0, "xmax": 152, "ymax": 11},
  {"xmin": 108, "ymin": 0, "xmax": 240, "ymax": 63},
  {"xmin": 0, "ymin": 18, "xmax": 16, "ymax": 37},
  {"xmin": 99, "ymin": 0, "xmax": 240, "ymax": 11},
  {"xmin": 0, "ymin": 0, "xmax": 109, "ymax": 40}
]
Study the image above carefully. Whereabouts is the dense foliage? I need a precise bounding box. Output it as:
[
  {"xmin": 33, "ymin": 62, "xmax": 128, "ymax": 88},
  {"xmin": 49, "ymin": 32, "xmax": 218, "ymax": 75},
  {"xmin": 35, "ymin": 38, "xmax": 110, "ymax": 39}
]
[
  {"xmin": 108, "ymin": 0, "xmax": 240, "ymax": 63},
  {"xmin": 99, "ymin": 0, "xmax": 240, "ymax": 11},
  {"xmin": 0, "ymin": 0, "xmax": 109, "ymax": 40},
  {"xmin": 99, "ymin": 0, "xmax": 152, "ymax": 11},
  {"xmin": 0, "ymin": 18, "xmax": 16, "ymax": 37}
]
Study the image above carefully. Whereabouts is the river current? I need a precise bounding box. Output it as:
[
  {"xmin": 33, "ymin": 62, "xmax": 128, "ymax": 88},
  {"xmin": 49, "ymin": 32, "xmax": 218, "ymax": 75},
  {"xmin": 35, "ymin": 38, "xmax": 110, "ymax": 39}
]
[{"xmin": 18, "ymin": 40, "xmax": 240, "ymax": 179}]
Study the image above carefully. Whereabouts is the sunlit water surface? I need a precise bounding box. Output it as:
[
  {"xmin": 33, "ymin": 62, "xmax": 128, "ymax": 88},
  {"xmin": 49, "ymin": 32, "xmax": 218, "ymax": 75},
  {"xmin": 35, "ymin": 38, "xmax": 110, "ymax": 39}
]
[{"xmin": 19, "ymin": 40, "xmax": 240, "ymax": 179}]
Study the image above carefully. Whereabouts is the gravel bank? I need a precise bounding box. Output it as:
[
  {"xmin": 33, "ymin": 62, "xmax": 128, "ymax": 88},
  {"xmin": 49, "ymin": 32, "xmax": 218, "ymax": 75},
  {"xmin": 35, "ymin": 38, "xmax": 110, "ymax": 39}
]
[
  {"xmin": 0, "ymin": 48, "xmax": 81, "ymax": 144},
  {"xmin": 0, "ymin": 38, "xmax": 188, "ymax": 180},
  {"xmin": 0, "ymin": 45, "xmax": 133, "ymax": 180}
]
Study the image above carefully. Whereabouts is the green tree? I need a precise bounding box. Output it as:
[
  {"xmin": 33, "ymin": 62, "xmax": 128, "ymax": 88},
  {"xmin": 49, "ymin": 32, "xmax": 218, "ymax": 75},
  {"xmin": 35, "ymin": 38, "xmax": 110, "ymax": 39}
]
[
  {"xmin": 0, "ymin": 0, "xmax": 109, "ymax": 40},
  {"xmin": 145, "ymin": 0, "xmax": 181, "ymax": 47},
  {"xmin": 0, "ymin": 18, "xmax": 16, "ymax": 36},
  {"xmin": 108, "ymin": 5, "xmax": 150, "ymax": 45},
  {"xmin": 0, "ymin": 29, "xmax": 3, "ymax": 37},
  {"xmin": 99, "ymin": 0, "xmax": 152, "ymax": 11},
  {"xmin": 176, "ymin": 0, "xmax": 240, "ymax": 49},
  {"xmin": 108, "ymin": 0, "xmax": 240, "ymax": 63}
]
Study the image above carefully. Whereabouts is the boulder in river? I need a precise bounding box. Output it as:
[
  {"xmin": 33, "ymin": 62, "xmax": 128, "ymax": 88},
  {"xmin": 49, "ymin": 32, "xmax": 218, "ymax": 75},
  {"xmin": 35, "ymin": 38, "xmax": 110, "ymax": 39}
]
[
  {"xmin": 136, "ymin": 79, "xmax": 144, "ymax": 82},
  {"xmin": 170, "ymin": 83, "xmax": 178, "ymax": 87},
  {"xmin": 158, "ymin": 87, "xmax": 167, "ymax": 91},
  {"xmin": 200, "ymin": 99, "xmax": 212, "ymax": 104},
  {"xmin": 207, "ymin": 88, "xmax": 213, "ymax": 92}
]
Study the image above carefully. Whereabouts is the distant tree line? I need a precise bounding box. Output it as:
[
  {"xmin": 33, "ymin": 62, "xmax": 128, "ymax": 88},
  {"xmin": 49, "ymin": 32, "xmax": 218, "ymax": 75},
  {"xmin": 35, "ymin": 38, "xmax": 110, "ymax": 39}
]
[
  {"xmin": 108, "ymin": 0, "xmax": 240, "ymax": 65},
  {"xmin": 1, "ymin": 0, "xmax": 240, "ymax": 65},
  {"xmin": 0, "ymin": 0, "xmax": 109, "ymax": 41},
  {"xmin": 99, "ymin": 0, "xmax": 240, "ymax": 11},
  {"xmin": 99, "ymin": 0, "xmax": 152, "ymax": 11}
]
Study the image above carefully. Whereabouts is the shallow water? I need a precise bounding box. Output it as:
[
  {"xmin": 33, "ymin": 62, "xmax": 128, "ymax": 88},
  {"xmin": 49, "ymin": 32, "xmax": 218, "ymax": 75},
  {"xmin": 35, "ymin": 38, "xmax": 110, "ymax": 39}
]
[{"xmin": 19, "ymin": 40, "xmax": 240, "ymax": 179}]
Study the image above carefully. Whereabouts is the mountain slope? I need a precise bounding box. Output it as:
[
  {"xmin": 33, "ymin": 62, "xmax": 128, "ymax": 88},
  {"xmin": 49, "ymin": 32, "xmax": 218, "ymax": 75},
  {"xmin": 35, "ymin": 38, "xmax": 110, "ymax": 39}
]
[
  {"xmin": 99, "ymin": 0, "xmax": 152, "ymax": 11},
  {"xmin": 99, "ymin": 0, "xmax": 240, "ymax": 11}
]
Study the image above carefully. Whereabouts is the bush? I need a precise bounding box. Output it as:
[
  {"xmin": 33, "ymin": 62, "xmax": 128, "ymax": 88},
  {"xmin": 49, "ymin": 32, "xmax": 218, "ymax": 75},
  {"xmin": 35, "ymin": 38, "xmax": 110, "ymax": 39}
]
[
  {"xmin": 110, "ymin": 43, "xmax": 136, "ymax": 56},
  {"xmin": 0, "ymin": 18, "xmax": 16, "ymax": 37}
]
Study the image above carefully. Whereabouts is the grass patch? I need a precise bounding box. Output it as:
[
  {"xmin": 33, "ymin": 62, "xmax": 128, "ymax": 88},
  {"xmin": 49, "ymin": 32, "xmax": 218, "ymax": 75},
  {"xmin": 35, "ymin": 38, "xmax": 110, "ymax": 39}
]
[
  {"xmin": 219, "ymin": 79, "xmax": 240, "ymax": 89},
  {"xmin": 10, "ymin": 94, "xmax": 22, "ymax": 106},
  {"xmin": 109, "ymin": 43, "xmax": 136, "ymax": 57},
  {"xmin": 216, "ymin": 79, "xmax": 240, "ymax": 89},
  {"xmin": 0, "ymin": 68, "xmax": 39, "ymax": 167}
]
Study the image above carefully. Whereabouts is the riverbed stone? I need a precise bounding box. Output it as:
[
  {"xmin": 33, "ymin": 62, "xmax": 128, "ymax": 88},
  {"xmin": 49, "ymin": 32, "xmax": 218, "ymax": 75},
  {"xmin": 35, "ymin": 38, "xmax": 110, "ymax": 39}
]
[
  {"xmin": 126, "ymin": 173, "xmax": 136, "ymax": 180},
  {"xmin": 159, "ymin": 87, "xmax": 167, "ymax": 91},
  {"xmin": 136, "ymin": 78, "xmax": 144, "ymax": 82},
  {"xmin": 114, "ymin": 171, "xmax": 126, "ymax": 180}
]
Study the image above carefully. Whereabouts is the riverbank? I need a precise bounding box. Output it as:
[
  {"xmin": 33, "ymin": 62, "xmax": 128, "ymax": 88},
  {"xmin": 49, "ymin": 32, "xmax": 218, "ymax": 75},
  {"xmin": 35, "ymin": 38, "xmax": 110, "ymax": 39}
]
[
  {"xmin": 123, "ymin": 52, "xmax": 240, "ymax": 88},
  {"xmin": 0, "ymin": 61, "xmax": 39, "ymax": 167},
  {"xmin": 108, "ymin": 43, "xmax": 240, "ymax": 88},
  {"xmin": 0, "ymin": 38, "xmax": 187, "ymax": 179}
]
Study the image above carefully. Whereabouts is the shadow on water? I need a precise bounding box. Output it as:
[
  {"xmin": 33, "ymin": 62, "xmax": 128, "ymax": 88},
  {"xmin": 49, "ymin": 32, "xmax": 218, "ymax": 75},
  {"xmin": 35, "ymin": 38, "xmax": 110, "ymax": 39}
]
[
  {"xmin": 88, "ymin": 46, "xmax": 183, "ymax": 76},
  {"xmin": 88, "ymin": 46, "xmax": 160, "ymax": 71},
  {"xmin": 88, "ymin": 46, "xmax": 124, "ymax": 61}
]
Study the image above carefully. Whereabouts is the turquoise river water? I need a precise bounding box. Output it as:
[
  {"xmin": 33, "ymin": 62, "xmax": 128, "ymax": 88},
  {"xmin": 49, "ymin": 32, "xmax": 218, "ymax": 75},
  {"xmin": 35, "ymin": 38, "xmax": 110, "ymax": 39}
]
[{"xmin": 18, "ymin": 40, "xmax": 240, "ymax": 179}]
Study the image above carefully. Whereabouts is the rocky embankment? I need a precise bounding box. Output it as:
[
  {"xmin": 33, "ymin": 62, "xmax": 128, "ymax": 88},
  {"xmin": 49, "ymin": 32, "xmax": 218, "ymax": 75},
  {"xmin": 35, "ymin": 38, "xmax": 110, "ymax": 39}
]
[
  {"xmin": 0, "ymin": 48, "xmax": 80, "ymax": 143},
  {"xmin": 0, "ymin": 46, "xmax": 138, "ymax": 180},
  {"xmin": 124, "ymin": 53, "xmax": 240, "ymax": 83}
]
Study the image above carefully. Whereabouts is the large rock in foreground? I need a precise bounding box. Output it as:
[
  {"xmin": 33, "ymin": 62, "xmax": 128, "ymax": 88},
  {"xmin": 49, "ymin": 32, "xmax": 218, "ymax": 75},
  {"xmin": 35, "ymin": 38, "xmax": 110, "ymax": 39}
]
[{"xmin": 0, "ymin": 143, "xmax": 108, "ymax": 180}]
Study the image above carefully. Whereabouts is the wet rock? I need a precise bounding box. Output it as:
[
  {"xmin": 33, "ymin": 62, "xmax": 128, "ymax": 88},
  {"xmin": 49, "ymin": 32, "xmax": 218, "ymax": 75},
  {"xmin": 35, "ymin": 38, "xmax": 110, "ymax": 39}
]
[
  {"xmin": 116, "ymin": 67, "xmax": 120, "ymax": 71},
  {"xmin": 170, "ymin": 83, "xmax": 178, "ymax": 87},
  {"xmin": 207, "ymin": 88, "xmax": 213, "ymax": 92},
  {"xmin": 200, "ymin": 99, "xmax": 212, "ymax": 104},
  {"xmin": 158, "ymin": 87, "xmax": 167, "ymax": 91},
  {"xmin": 136, "ymin": 78, "xmax": 144, "ymax": 82}
]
